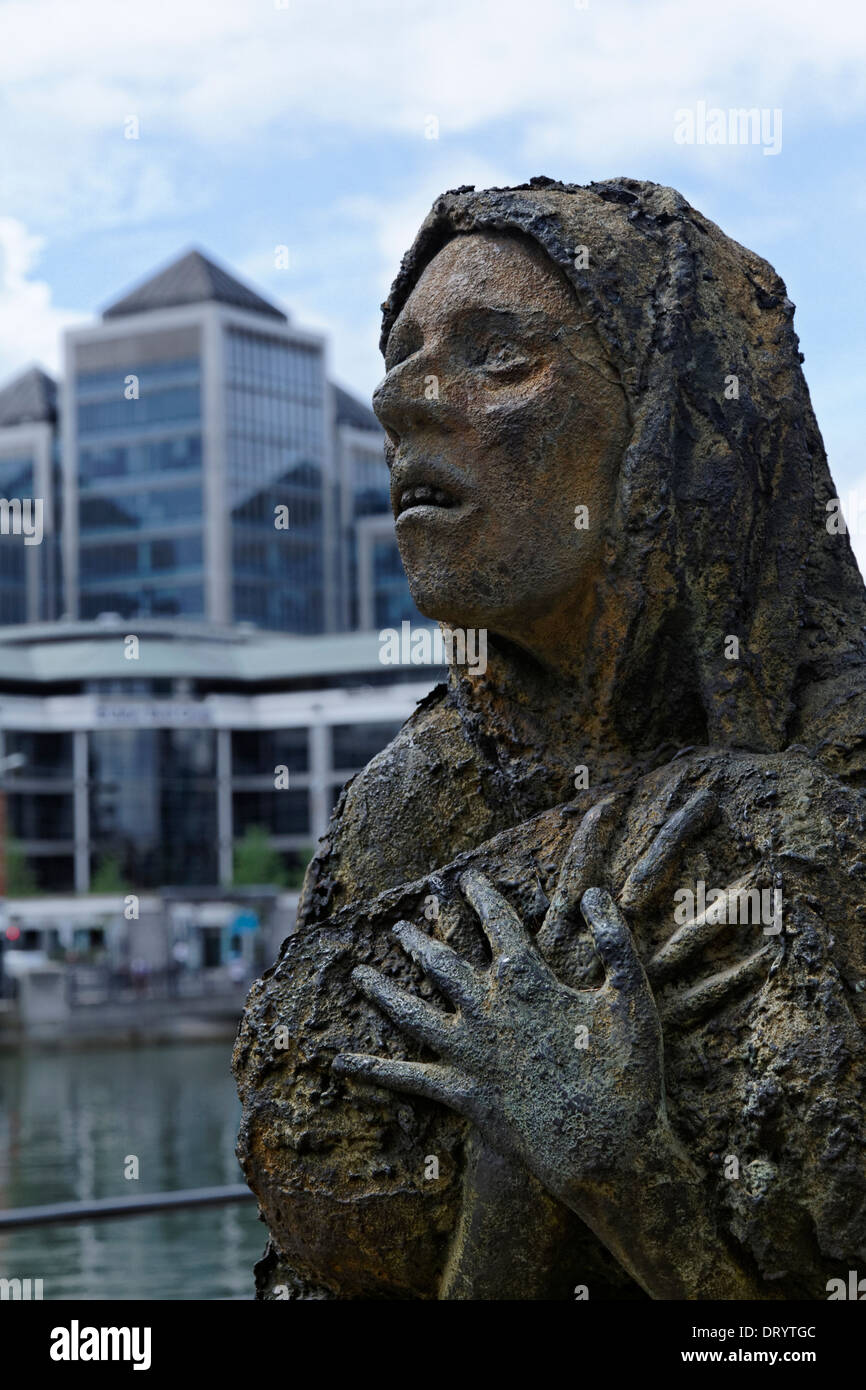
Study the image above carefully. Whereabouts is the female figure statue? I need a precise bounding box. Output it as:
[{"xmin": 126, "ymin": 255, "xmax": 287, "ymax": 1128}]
[{"xmin": 234, "ymin": 178, "xmax": 866, "ymax": 1299}]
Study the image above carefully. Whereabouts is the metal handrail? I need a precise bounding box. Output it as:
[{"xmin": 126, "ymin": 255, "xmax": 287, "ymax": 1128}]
[{"xmin": 0, "ymin": 1183, "xmax": 256, "ymax": 1229}]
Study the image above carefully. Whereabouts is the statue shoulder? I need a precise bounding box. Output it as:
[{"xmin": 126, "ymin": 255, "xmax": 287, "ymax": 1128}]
[{"xmin": 297, "ymin": 683, "xmax": 502, "ymax": 924}]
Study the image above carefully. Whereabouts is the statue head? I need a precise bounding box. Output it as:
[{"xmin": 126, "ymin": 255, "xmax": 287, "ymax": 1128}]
[
  {"xmin": 373, "ymin": 230, "xmax": 630, "ymax": 660},
  {"xmin": 376, "ymin": 178, "xmax": 866, "ymax": 759}
]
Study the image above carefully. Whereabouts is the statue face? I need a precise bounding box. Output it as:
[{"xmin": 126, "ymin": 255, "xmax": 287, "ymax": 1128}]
[{"xmin": 373, "ymin": 231, "xmax": 631, "ymax": 662}]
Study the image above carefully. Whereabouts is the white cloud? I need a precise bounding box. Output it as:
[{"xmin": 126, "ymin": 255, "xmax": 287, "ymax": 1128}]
[
  {"xmin": 236, "ymin": 159, "xmax": 516, "ymax": 394},
  {"xmin": 2, "ymin": 0, "xmax": 866, "ymax": 172},
  {"xmin": 0, "ymin": 219, "xmax": 87, "ymax": 381}
]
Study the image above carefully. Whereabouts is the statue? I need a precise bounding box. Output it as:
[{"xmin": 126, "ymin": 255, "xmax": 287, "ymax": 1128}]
[{"xmin": 233, "ymin": 177, "xmax": 866, "ymax": 1300}]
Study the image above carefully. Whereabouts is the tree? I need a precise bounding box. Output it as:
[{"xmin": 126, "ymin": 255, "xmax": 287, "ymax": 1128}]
[
  {"xmin": 4, "ymin": 838, "xmax": 37, "ymax": 896},
  {"xmin": 232, "ymin": 826, "xmax": 288, "ymax": 888},
  {"xmin": 90, "ymin": 855, "xmax": 130, "ymax": 894}
]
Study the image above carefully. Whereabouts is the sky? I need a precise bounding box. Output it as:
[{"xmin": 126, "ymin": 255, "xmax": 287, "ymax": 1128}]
[{"xmin": 1, "ymin": 0, "xmax": 864, "ymax": 561}]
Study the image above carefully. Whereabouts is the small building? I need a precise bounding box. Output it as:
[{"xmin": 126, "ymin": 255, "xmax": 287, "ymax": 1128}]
[{"xmin": 0, "ymin": 617, "xmax": 443, "ymax": 894}]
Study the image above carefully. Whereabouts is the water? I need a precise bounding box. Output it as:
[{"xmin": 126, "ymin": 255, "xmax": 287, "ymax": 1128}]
[{"xmin": 0, "ymin": 1041, "xmax": 264, "ymax": 1300}]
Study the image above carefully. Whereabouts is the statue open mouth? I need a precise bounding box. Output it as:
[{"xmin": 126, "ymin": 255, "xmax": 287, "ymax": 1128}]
[{"xmin": 397, "ymin": 485, "xmax": 458, "ymax": 515}]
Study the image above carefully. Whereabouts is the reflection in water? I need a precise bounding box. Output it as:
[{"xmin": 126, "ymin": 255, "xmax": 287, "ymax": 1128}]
[{"xmin": 0, "ymin": 1042, "xmax": 262, "ymax": 1300}]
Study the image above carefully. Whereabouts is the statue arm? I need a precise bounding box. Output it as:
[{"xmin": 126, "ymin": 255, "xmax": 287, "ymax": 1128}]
[{"xmin": 334, "ymin": 795, "xmax": 783, "ymax": 1300}]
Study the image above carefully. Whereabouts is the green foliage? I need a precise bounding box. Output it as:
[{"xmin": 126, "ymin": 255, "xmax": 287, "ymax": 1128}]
[
  {"xmin": 4, "ymin": 838, "xmax": 37, "ymax": 896},
  {"xmin": 90, "ymin": 855, "xmax": 130, "ymax": 894},
  {"xmin": 232, "ymin": 825, "xmax": 288, "ymax": 888}
]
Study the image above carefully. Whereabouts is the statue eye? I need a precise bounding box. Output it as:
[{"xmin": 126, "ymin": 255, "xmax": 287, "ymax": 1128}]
[
  {"xmin": 385, "ymin": 324, "xmax": 423, "ymax": 372},
  {"xmin": 478, "ymin": 340, "xmax": 531, "ymax": 375}
]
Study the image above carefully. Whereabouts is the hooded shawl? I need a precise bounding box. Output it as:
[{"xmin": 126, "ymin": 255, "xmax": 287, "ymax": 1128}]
[{"xmin": 380, "ymin": 176, "xmax": 866, "ymax": 766}]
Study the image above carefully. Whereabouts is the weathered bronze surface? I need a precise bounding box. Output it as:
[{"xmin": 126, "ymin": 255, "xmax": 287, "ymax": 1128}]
[{"xmin": 233, "ymin": 178, "xmax": 866, "ymax": 1299}]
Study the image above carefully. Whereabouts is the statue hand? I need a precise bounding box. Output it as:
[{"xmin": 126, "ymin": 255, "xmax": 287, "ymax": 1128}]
[
  {"xmin": 333, "ymin": 868, "xmax": 665, "ymax": 1205},
  {"xmin": 541, "ymin": 787, "xmax": 775, "ymax": 1029},
  {"xmin": 333, "ymin": 785, "xmax": 780, "ymax": 1296}
]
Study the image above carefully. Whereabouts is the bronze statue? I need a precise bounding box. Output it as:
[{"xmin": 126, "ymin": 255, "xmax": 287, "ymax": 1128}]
[{"xmin": 234, "ymin": 178, "xmax": 866, "ymax": 1299}]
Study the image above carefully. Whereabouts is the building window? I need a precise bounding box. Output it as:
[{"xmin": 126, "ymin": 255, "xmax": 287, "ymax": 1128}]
[
  {"xmin": 2, "ymin": 731, "xmax": 73, "ymax": 780},
  {"xmin": 233, "ymin": 790, "xmax": 310, "ymax": 836},
  {"xmin": 331, "ymin": 721, "xmax": 403, "ymax": 771},
  {"xmin": 231, "ymin": 728, "xmax": 309, "ymax": 775}
]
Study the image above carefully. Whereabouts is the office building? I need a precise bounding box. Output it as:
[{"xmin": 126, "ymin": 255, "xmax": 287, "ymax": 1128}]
[
  {"xmin": 333, "ymin": 384, "xmax": 424, "ymax": 630},
  {"xmin": 0, "ymin": 251, "xmax": 434, "ymax": 907},
  {"xmin": 1, "ymin": 247, "xmax": 420, "ymax": 637},
  {"xmin": 64, "ymin": 249, "xmax": 336, "ymax": 632},
  {"xmin": 0, "ymin": 616, "xmax": 444, "ymax": 893},
  {"xmin": 0, "ymin": 367, "xmax": 62, "ymax": 625}
]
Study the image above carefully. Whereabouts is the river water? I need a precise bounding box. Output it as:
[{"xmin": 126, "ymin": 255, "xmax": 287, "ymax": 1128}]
[{"xmin": 0, "ymin": 1041, "xmax": 263, "ymax": 1300}]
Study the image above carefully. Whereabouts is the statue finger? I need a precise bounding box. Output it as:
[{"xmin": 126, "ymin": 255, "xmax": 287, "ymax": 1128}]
[
  {"xmin": 619, "ymin": 788, "xmax": 718, "ymax": 916},
  {"xmin": 579, "ymin": 887, "xmax": 655, "ymax": 1019},
  {"xmin": 660, "ymin": 945, "xmax": 774, "ymax": 1029},
  {"xmin": 459, "ymin": 870, "xmax": 528, "ymax": 959},
  {"xmin": 392, "ymin": 921, "xmax": 481, "ymax": 1011},
  {"xmin": 536, "ymin": 793, "xmax": 622, "ymax": 961},
  {"xmin": 331, "ymin": 1053, "xmax": 475, "ymax": 1114},
  {"xmin": 351, "ymin": 964, "xmax": 463, "ymax": 1057},
  {"xmin": 647, "ymin": 874, "xmax": 762, "ymax": 985}
]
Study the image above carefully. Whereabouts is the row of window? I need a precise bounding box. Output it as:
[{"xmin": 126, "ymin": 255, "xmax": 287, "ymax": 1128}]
[
  {"xmin": 79, "ymin": 485, "xmax": 203, "ymax": 533},
  {"xmin": 8, "ymin": 779, "xmax": 398, "ymax": 847},
  {"xmin": 79, "ymin": 434, "xmax": 202, "ymax": 486},
  {"xmin": 79, "ymin": 535, "xmax": 203, "ymax": 580},
  {"xmin": 230, "ymin": 480, "xmax": 321, "ymax": 527},
  {"xmin": 79, "ymin": 584, "xmax": 205, "ymax": 619},
  {"xmin": 3, "ymin": 725, "xmax": 402, "ymax": 779},
  {"xmin": 226, "ymin": 331, "xmax": 322, "ymax": 398},
  {"xmin": 226, "ymin": 391, "xmax": 324, "ymax": 452},
  {"xmin": 75, "ymin": 358, "xmax": 201, "ymax": 398},
  {"xmin": 3, "ymin": 721, "xmax": 404, "ymax": 886},
  {"xmin": 233, "ymin": 581, "xmax": 324, "ymax": 632},
  {"xmin": 231, "ymin": 535, "xmax": 321, "ymax": 579},
  {"xmin": 77, "ymin": 385, "xmax": 201, "ymax": 436}
]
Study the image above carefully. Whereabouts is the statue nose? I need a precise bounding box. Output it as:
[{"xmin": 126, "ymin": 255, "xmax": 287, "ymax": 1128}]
[{"xmin": 373, "ymin": 361, "xmax": 444, "ymax": 441}]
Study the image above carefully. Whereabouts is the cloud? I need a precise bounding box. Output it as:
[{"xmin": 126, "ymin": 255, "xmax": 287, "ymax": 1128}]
[
  {"xmin": 0, "ymin": 219, "xmax": 87, "ymax": 381},
  {"xmin": 235, "ymin": 159, "xmax": 516, "ymax": 394},
  {"xmin": 2, "ymin": 0, "xmax": 866, "ymax": 169}
]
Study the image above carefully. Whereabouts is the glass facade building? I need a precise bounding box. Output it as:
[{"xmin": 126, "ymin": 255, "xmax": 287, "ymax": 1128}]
[
  {"xmin": 76, "ymin": 353, "xmax": 205, "ymax": 620},
  {"xmin": 1, "ymin": 249, "xmax": 420, "ymax": 636},
  {"xmin": 226, "ymin": 328, "xmax": 327, "ymax": 632},
  {"xmin": 333, "ymin": 390, "xmax": 424, "ymax": 631},
  {"xmin": 60, "ymin": 250, "xmax": 340, "ymax": 633},
  {"xmin": 0, "ymin": 254, "xmax": 431, "ymax": 898},
  {"xmin": 0, "ymin": 367, "xmax": 62, "ymax": 625}
]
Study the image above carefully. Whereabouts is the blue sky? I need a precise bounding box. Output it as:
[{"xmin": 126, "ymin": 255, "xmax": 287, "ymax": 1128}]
[{"xmin": 1, "ymin": 0, "xmax": 864, "ymax": 560}]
